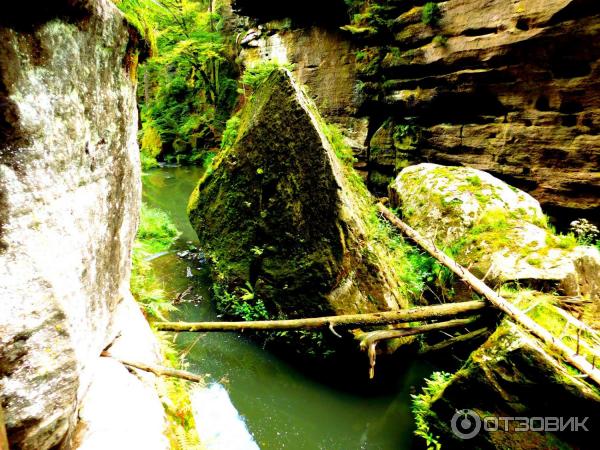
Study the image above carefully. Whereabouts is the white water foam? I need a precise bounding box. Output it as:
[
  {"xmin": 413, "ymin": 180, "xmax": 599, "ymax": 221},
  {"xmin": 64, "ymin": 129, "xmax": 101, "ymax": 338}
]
[{"xmin": 191, "ymin": 383, "xmax": 260, "ymax": 450}]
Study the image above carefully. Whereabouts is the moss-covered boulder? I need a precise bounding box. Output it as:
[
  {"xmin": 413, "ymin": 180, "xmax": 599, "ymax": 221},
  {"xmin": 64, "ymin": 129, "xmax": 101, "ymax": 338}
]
[
  {"xmin": 389, "ymin": 163, "xmax": 600, "ymax": 324},
  {"xmin": 421, "ymin": 294, "xmax": 600, "ymax": 449},
  {"xmin": 188, "ymin": 69, "xmax": 412, "ymax": 321},
  {"xmin": 390, "ymin": 163, "xmax": 545, "ymax": 247}
]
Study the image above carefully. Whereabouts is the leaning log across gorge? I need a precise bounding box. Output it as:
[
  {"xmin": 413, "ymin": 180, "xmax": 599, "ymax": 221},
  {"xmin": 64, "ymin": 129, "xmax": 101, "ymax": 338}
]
[
  {"xmin": 154, "ymin": 300, "xmax": 487, "ymax": 332},
  {"xmin": 377, "ymin": 203, "xmax": 600, "ymax": 387}
]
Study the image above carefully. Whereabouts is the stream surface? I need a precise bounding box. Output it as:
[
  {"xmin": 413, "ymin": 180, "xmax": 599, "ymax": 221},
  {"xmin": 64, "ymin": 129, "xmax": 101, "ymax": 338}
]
[{"xmin": 142, "ymin": 166, "xmax": 434, "ymax": 450}]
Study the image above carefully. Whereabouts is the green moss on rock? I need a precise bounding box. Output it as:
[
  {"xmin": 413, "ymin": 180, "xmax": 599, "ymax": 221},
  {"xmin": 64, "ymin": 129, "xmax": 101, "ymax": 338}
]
[
  {"xmin": 188, "ymin": 69, "xmax": 413, "ymax": 326},
  {"xmin": 389, "ymin": 163, "xmax": 600, "ymax": 305},
  {"xmin": 423, "ymin": 316, "xmax": 599, "ymax": 449}
]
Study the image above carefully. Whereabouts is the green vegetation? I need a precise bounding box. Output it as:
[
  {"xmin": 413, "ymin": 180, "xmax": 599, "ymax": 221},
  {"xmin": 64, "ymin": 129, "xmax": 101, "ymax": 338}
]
[
  {"xmin": 508, "ymin": 290, "xmax": 600, "ymax": 368},
  {"xmin": 240, "ymin": 60, "xmax": 294, "ymax": 92},
  {"xmin": 157, "ymin": 335, "xmax": 204, "ymax": 450},
  {"xmin": 422, "ymin": 2, "xmax": 442, "ymax": 26},
  {"xmin": 137, "ymin": 203, "xmax": 180, "ymax": 253},
  {"xmin": 323, "ymin": 123, "xmax": 440, "ymax": 301},
  {"xmin": 393, "ymin": 123, "xmax": 421, "ymax": 150},
  {"xmin": 569, "ymin": 218, "xmax": 599, "ymax": 246},
  {"xmin": 220, "ymin": 115, "xmax": 241, "ymax": 149},
  {"xmin": 131, "ymin": 203, "xmax": 180, "ymax": 319},
  {"xmin": 115, "ymin": 0, "xmax": 239, "ymax": 166},
  {"xmin": 213, "ymin": 283, "xmax": 270, "ymax": 321},
  {"xmin": 411, "ymin": 371, "xmax": 451, "ymax": 450},
  {"xmin": 354, "ymin": 47, "xmax": 383, "ymax": 76},
  {"xmin": 129, "ymin": 203, "xmax": 201, "ymax": 448},
  {"xmin": 323, "ymin": 122, "xmax": 355, "ymax": 165},
  {"xmin": 341, "ymin": 0, "xmax": 397, "ymax": 38},
  {"xmin": 140, "ymin": 122, "xmax": 163, "ymax": 169},
  {"xmin": 432, "ymin": 35, "xmax": 448, "ymax": 47},
  {"xmin": 546, "ymin": 232, "xmax": 578, "ymax": 250}
]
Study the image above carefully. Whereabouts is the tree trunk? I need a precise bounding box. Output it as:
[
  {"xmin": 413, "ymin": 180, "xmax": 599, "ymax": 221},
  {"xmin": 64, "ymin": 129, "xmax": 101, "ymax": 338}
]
[
  {"xmin": 357, "ymin": 316, "xmax": 481, "ymax": 378},
  {"xmin": 154, "ymin": 300, "xmax": 487, "ymax": 332},
  {"xmin": 357, "ymin": 316, "xmax": 481, "ymax": 347},
  {"xmin": 102, "ymin": 352, "xmax": 205, "ymax": 384},
  {"xmin": 377, "ymin": 203, "xmax": 600, "ymax": 387}
]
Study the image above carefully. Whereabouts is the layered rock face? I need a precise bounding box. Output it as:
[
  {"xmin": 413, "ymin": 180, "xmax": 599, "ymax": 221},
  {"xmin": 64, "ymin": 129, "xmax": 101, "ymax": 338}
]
[
  {"xmin": 239, "ymin": 24, "xmax": 369, "ymax": 157},
  {"xmin": 234, "ymin": 0, "xmax": 600, "ymax": 225},
  {"xmin": 188, "ymin": 69, "xmax": 408, "ymax": 320},
  {"xmin": 0, "ymin": 1, "xmax": 162, "ymax": 448},
  {"xmin": 364, "ymin": 0, "xmax": 600, "ymax": 222}
]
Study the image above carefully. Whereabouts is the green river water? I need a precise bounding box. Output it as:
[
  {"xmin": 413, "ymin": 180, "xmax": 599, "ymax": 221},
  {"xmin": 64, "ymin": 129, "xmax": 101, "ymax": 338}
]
[{"xmin": 142, "ymin": 166, "xmax": 434, "ymax": 450}]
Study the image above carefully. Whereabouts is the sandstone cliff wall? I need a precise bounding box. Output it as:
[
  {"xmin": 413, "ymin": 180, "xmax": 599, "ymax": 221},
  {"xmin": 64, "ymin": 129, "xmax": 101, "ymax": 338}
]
[
  {"xmin": 235, "ymin": 0, "xmax": 600, "ymax": 224},
  {"xmin": 0, "ymin": 1, "xmax": 165, "ymax": 448}
]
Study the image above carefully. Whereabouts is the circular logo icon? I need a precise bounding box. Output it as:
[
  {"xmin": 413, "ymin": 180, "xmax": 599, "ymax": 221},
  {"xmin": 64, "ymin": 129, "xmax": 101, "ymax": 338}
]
[{"xmin": 451, "ymin": 409, "xmax": 481, "ymax": 439}]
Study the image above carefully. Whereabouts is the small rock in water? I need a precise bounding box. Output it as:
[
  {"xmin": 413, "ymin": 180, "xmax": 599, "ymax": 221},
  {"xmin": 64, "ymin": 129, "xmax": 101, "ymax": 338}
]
[
  {"xmin": 186, "ymin": 267, "xmax": 193, "ymax": 278},
  {"xmin": 177, "ymin": 250, "xmax": 190, "ymax": 258}
]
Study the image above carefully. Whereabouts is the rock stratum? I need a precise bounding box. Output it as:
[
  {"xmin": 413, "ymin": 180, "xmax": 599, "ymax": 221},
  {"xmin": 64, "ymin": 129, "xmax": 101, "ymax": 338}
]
[
  {"xmin": 0, "ymin": 1, "xmax": 166, "ymax": 449},
  {"xmin": 235, "ymin": 0, "xmax": 600, "ymax": 225}
]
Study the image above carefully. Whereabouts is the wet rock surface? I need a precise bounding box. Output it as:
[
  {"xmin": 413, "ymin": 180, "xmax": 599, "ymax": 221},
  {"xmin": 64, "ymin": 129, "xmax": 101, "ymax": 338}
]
[{"xmin": 390, "ymin": 163, "xmax": 600, "ymax": 324}]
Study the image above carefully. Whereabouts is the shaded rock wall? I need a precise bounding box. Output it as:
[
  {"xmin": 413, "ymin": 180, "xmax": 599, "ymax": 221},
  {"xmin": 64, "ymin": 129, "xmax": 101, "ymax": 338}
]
[
  {"xmin": 0, "ymin": 1, "xmax": 158, "ymax": 448},
  {"xmin": 234, "ymin": 0, "xmax": 600, "ymax": 225}
]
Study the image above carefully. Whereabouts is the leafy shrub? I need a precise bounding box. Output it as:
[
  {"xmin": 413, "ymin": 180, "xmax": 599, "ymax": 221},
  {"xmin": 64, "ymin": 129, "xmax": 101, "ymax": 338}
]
[
  {"xmin": 140, "ymin": 150, "xmax": 160, "ymax": 170},
  {"xmin": 411, "ymin": 371, "xmax": 452, "ymax": 450},
  {"xmin": 213, "ymin": 283, "xmax": 270, "ymax": 321},
  {"xmin": 422, "ymin": 2, "xmax": 441, "ymax": 26},
  {"xmin": 220, "ymin": 115, "xmax": 241, "ymax": 149}
]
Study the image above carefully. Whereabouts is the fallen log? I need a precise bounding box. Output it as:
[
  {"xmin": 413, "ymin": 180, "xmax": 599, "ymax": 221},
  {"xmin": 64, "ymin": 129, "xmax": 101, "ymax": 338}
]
[
  {"xmin": 377, "ymin": 203, "xmax": 600, "ymax": 387},
  {"xmin": 102, "ymin": 352, "xmax": 205, "ymax": 384},
  {"xmin": 154, "ymin": 300, "xmax": 487, "ymax": 332},
  {"xmin": 357, "ymin": 316, "xmax": 481, "ymax": 378},
  {"xmin": 357, "ymin": 317, "xmax": 481, "ymax": 347},
  {"xmin": 419, "ymin": 327, "xmax": 490, "ymax": 354}
]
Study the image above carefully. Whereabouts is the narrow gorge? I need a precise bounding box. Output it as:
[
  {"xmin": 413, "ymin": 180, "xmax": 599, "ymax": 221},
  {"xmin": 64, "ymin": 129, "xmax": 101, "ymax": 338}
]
[{"xmin": 1, "ymin": 1, "xmax": 599, "ymax": 449}]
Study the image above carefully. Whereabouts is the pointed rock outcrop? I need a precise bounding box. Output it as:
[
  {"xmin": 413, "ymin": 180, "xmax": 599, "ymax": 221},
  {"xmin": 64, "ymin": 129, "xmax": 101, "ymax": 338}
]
[{"xmin": 189, "ymin": 69, "xmax": 411, "ymax": 321}]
